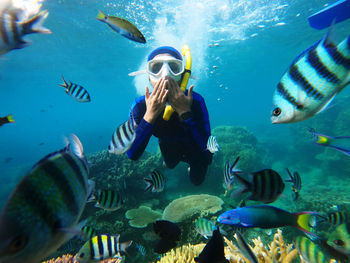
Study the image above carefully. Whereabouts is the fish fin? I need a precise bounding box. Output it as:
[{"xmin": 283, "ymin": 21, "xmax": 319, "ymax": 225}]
[
  {"xmin": 144, "ymin": 178, "xmax": 153, "ymax": 192},
  {"xmin": 22, "ymin": 10, "xmax": 51, "ymax": 34},
  {"xmin": 87, "ymin": 180, "xmax": 95, "ymax": 200},
  {"xmin": 327, "ymin": 144, "xmax": 350, "ymax": 156},
  {"xmin": 59, "ymin": 219, "xmax": 87, "ymax": 239},
  {"xmin": 128, "ymin": 70, "xmax": 147, "ymax": 76},
  {"xmin": 230, "ymin": 173, "xmax": 251, "ymax": 199},
  {"xmin": 96, "ymin": 10, "xmax": 107, "ymax": 21},
  {"xmin": 316, "ymin": 94, "xmax": 337, "ymax": 114},
  {"xmin": 294, "ymin": 212, "xmax": 321, "ymax": 237},
  {"xmin": 58, "ymin": 75, "xmax": 68, "ymax": 88},
  {"xmin": 69, "ymin": 134, "xmax": 85, "ymax": 160},
  {"xmin": 6, "ymin": 114, "xmax": 15, "ymax": 123},
  {"xmin": 120, "ymin": 240, "xmax": 133, "ymax": 254}
]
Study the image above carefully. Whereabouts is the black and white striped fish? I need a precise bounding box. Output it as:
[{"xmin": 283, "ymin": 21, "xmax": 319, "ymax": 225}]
[
  {"xmin": 144, "ymin": 169, "xmax": 165, "ymax": 193},
  {"xmin": 234, "ymin": 231, "xmax": 258, "ymax": 263},
  {"xmin": 231, "ymin": 169, "xmax": 285, "ymax": 204},
  {"xmin": 108, "ymin": 112, "xmax": 137, "ymax": 154},
  {"xmin": 0, "ymin": 8, "xmax": 51, "ymax": 55},
  {"xmin": 285, "ymin": 168, "xmax": 301, "ymax": 201},
  {"xmin": 59, "ymin": 76, "xmax": 91, "ymax": 103},
  {"xmin": 91, "ymin": 189, "xmax": 123, "ymax": 211},
  {"xmin": 207, "ymin": 135, "xmax": 219, "ymax": 153},
  {"xmin": 271, "ymin": 27, "xmax": 350, "ymax": 123},
  {"xmin": 0, "ymin": 134, "xmax": 95, "ymax": 263},
  {"xmin": 74, "ymin": 234, "xmax": 132, "ymax": 262},
  {"xmin": 223, "ymin": 157, "xmax": 242, "ymax": 190}
]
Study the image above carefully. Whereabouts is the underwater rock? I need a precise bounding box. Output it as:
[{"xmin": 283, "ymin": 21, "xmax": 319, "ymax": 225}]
[
  {"xmin": 162, "ymin": 194, "xmax": 223, "ymax": 223},
  {"xmin": 153, "ymin": 229, "xmax": 297, "ymax": 263},
  {"xmin": 125, "ymin": 205, "xmax": 162, "ymax": 228}
]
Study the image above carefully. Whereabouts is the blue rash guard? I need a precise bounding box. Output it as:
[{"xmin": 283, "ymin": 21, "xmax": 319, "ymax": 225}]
[{"xmin": 127, "ymin": 90, "xmax": 212, "ymax": 185}]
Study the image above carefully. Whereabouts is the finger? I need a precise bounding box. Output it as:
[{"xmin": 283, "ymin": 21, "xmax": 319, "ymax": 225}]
[
  {"xmin": 153, "ymin": 78, "xmax": 164, "ymax": 97},
  {"xmin": 145, "ymin": 86, "xmax": 150, "ymax": 100},
  {"xmin": 160, "ymin": 89, "xmax": 168, "ymax": 103},
  {"xmin": 188, "ymin": 85, "xmax": 194, "ymax": 99}
]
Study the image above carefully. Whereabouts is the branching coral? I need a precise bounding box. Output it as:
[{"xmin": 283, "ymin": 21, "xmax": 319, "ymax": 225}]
[
  {"xmin": 42, "ymin": 254, "xmax": 122, "ymax": 263},
  {"xmin": 154, "ymin": 229, "xmax": 298, "ymax": 263}
]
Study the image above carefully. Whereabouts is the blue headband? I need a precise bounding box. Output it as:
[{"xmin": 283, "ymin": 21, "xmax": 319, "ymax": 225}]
[{"xmin": 147, "ymin": 46, "xmax": 182, "ymax": 61}]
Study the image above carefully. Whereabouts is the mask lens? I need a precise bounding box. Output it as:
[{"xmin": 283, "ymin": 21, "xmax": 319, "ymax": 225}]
[
  {"xmin": 150, "ymin": 62, "xmax": 163, "ymax": 75},
  {"xmin": 168, "ymin": 61, "xmax": 181, "ymax": 74}
]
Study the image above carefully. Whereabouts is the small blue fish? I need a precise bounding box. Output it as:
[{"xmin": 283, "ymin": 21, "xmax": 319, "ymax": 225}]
[
  {"xmin": 96, "ymin": 11, "xmax": 146, "ymax": 44},
  {"xmin": 310, "ymin": 129, "xmax": 350, "ymax": 156},
  {"xmin": 217, "ymin": 205, "xmax": 319, "ymax": 237}
]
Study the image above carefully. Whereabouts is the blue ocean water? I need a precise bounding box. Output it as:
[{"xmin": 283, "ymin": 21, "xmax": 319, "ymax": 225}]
[
  {"xmin": 1, "ymin": 0, "xmax": 350, "ymax": 199},
  {"xmin": 1, "ymin": 1, "xmax": 350, "ymax": 260}
]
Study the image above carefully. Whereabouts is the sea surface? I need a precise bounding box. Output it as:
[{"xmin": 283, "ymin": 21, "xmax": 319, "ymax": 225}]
[{"xmin": 1, "ymin": 0, "xmax": 350, "ymax": 261}]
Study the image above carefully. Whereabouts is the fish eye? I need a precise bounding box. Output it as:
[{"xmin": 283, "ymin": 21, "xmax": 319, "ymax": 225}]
[
  {"xmin": 7, "ymin": 235, "xmax": 28, "ymax": 254},
  {"xmin": 272, "ymin": 107, "xmax": 281, "ymax": 116},
  {"xmin": 79, "ymin": 252, "xmax": 85, "ymax": 258},
  {"xmin": 334, "ymin": 239, "xmax": 345, "ymax": 246}
]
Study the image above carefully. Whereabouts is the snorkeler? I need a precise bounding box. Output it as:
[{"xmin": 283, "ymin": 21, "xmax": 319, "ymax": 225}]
[{"xmin": 126, "ymin": 46, "xmax": 212, "ymax": 186}]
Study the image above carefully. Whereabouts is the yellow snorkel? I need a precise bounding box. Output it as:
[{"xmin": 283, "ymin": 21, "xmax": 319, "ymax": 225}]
[{"xmin": 162, "ymin": 44, "xmax": 192, "ymax": 121}]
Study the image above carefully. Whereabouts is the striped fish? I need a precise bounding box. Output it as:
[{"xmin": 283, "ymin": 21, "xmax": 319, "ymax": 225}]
[
  {"xmin": 0, "ymin": 134, "xmax": 95, "ymax": 263},
  {"xmin": 207, "ymin": 135, "xmax": 219, "ymax": 153},
  {"xmin": 195, "ymin": 218, "xmax": 216, "ymax": 239},
  {"xmin": 59, "ymin": 76, "xmax": 91, "ymax": 103},
  {"xmin": 144, "ymin": 169, "xmax": 165, "ymax": 193},
  {"xmin": 135, "ymin": 243, "xmax": 146, "ymax": 256},
  {"xmin": 231, "ymin": 169, "xmax": 285, "ymax": 204},
  {"xmin": 296, "ymin": 236, "xmax": 330, "ymax": 263},
  {"xmin": 234, "ymin": 232, "xmax": 258, "ymax": 263},
  {"xmin": 75, "ymin": 234, "xmax": 132, "ymax": 262},
  {"xmin": 81, "ymin": 226, "xmax": 98, "ymax": 241},
  {"xmin": 108, "ymin": 112, "xmax": 137, "ymax": 154},
  {"xmin": 327, "ymin": 223, "xmax": 350, "ymax": 256},
  {"xmin": 271, "ymin": 27, "xmax": 350, "ymax": 124},
  {"xmin": 92, "ymin": 189, "xmax": 123, "ymax": 211},
  {"xmin": 0, "ymin": 8, "xmax": 51, "ymax": 55},
  {"xmin": 285, "ymin": 168, "xmax": 301, "ymax": 201},
  {"xmin": 223, "ymin": 157, "xmax": 242, "ymax": 190}
]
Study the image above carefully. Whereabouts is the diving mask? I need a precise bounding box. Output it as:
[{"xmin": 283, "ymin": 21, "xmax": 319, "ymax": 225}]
[{"xmin": 147, "ymin": 55, "xmax": 184, "ymax": 82}]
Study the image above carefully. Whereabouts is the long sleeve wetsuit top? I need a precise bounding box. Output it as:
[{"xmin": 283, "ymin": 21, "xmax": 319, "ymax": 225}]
[{"xmin": 127, "ymin": 90, "xmax": 211, "ymax": 160}]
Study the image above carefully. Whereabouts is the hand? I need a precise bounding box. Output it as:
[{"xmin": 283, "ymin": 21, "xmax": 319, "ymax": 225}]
[
  {"xmin": 144, "ymin": 77, "xmax": 168, "ymax": 124},
  {"xmin": 167, "ymin": 77, "xmax": 193, "ymax": 116}
]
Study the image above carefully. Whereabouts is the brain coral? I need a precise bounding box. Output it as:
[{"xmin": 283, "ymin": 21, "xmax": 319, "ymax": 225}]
[
  {"xmin": 162, "ymin": 194, "xmax": 223, "ymax": 223},
  {"xmin": 125, "ymin": 205, "xmax": 162, "ymax": 228}
]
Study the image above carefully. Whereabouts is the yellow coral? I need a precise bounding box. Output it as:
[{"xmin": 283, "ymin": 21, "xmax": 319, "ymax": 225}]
[
  {"xmin": 42, "ymin": 254, "xmax": 122, "ymax": 263},
  {"xmin": 154, "ymin": 229, "xmax": 298, "ymax": 263}
]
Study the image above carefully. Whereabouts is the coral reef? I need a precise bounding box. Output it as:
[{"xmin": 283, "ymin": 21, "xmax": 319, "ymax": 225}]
[
  {"xmin": 210, "ymin": 126, "xmax": 266, "ymax": 172},
  {"xmin": 87, "ymin": 150, "xmax": 162, "ymax": 190},
  {"xmin": 125, "ymin": 205, "xmax": 162, "ymax": 228},
  {"xmin": 154, "ymin": 229, "xmax": 297, "ymax": 263},
  {"xmin": 162, "ymin": 194, "xmax": 223, "ymax": 223},
  {"xmin": 42, "ymin": 254, "xmax": 122, "ymax": 262}
]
